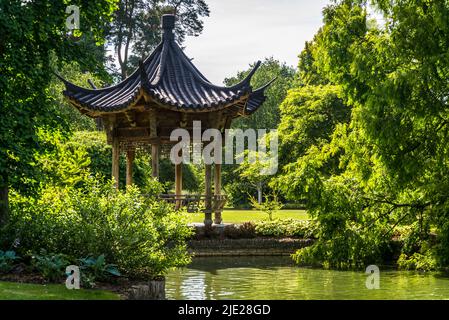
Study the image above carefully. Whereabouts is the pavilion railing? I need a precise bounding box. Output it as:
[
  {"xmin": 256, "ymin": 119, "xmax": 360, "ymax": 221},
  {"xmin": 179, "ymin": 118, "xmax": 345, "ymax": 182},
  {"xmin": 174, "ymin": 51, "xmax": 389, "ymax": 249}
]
[{"xmin": 159, "ymin": 194, "xmax": 227, "ymax": 213}]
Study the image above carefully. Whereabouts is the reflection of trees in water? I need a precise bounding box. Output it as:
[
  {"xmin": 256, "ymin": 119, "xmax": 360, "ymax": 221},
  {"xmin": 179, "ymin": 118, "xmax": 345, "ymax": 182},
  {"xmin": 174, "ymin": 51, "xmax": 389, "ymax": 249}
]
[
  {"xmin": 187, "ymin": 256, "xmax": 295, "ymax": 273},
  {"xmin": 166, "ymin": 257, "xmax": 449, "ymax": 300}
]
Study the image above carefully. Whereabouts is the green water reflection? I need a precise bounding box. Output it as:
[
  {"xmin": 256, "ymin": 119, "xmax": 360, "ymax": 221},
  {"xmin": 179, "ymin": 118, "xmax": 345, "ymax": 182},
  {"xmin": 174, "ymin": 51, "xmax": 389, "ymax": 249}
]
[{"xmin": 166, "ymin": 256, "xmax": 449, "ymax": 300}]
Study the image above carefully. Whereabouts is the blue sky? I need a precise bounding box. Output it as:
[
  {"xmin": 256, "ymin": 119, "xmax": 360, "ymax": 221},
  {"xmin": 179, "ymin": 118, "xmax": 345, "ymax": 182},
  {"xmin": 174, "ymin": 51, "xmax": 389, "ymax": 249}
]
[{"xmin": 182, "ymin": 0, "xmax": 330, "ymax": 84}]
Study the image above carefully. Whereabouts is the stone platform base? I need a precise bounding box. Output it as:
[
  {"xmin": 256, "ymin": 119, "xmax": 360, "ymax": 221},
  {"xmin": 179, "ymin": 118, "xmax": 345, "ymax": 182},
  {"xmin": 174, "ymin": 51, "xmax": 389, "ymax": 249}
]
[{"xmin": 188, "ymin": 238, "xmax": 313, "ymax": 257}]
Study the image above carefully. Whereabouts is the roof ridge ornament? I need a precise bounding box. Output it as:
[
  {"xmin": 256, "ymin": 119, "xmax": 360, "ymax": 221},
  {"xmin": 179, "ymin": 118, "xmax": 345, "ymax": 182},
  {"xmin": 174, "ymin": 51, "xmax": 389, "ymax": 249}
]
[{"xmin": 162, "ymin": 14, "xmax": 175, "ymax": 41}]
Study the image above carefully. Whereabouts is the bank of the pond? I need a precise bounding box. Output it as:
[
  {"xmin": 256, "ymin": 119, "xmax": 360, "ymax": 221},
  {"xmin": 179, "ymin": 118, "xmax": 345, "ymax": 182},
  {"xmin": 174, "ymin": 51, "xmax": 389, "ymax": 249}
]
[
  {"xmin": 189, "ymin": 238, "xmax": 313, "ymax": 256},
  {"xmin": 166, "ymin": 256, "xmax": 449, "ymax": 300}
]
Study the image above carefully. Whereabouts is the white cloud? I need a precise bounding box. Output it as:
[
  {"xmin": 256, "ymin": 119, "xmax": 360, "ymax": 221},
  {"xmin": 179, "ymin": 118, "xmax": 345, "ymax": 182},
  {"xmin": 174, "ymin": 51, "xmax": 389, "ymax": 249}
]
[{"xmin": 183, "ymin": 0, "xmax": 330, "ymax": 84}]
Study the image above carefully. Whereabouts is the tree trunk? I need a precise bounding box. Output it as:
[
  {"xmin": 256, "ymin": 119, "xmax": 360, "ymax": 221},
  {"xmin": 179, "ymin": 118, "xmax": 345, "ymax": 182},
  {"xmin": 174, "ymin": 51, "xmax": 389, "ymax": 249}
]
[
  {"xmin": 257, "ymin": 182, "xmax": 263, "ymax": 204},
  {"xmin": 0, "ymin": 181, "xmax": 9, "ymax": 226}
]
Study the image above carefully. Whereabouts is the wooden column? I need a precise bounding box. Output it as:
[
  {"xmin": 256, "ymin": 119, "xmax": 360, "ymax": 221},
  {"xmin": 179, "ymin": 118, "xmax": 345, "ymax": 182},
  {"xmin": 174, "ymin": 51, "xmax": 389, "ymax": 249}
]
[
  {"xmin": 175, "ymin": 163, "xmax": 182, "ymax": 210},
  {"xmin": 214, "ymin": 164, "xmax": 222, "ymax": 224},
  {"xmin": 204, "ymin": 164, "xmax": 213, "ymax": 226},
  {"xmin": 151, "ymin": 144, "xmax": 160, "ymax": 179},
  {"xmin": 126, "ymin": 148, "xmax": 135, "ymax": 186},
  {"xmin": 112, "ymin": 135, "xmax": 120, "ymax": 190}
]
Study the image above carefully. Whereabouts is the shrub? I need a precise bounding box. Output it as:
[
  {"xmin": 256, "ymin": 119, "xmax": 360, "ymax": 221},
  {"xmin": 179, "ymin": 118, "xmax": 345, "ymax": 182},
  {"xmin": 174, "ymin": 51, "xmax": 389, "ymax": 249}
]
[
  {"xmin": 31, "ymin": 250, "xmax": 70, "ymax": 282},
  {"xmin": 292, "ymin": 223, "xmax": 390, "ymax": 269},
  {"xmin": 37, "ymin": 130, "xmax": 153, "ymax": 190},
  {"xmin": 397, "ymin": 252, "xmax": 438, "ymax": 271},
  {"xmin": 6, "ymin": 177, "xmax": 193, "ymax": 279},
  {"xmin": 254, "ymin": 219, "xmax": 316, "ymax": 238},
  {"xmin": 79, "ymin": 254, "xmax": 121, "ymax": 288},
  {"xmin": 249, "ymin": 193, "xmax": 283, "ymax": 221},
  {"xmin": 0, "ymin": 250, "xmax": 20, "ymax": 273}
]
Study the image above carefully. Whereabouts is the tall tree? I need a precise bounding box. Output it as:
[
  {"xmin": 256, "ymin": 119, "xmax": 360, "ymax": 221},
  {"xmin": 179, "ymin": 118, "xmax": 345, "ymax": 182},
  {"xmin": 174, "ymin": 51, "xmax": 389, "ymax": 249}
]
[
  {"xmin": 0, "ymin": 0, "xmax": 118, "ymax": 225},
  {"xmin": 278, "ymin": 0, "xmax": 449, "ymax": 269},
  {"xmin": 224, "ymin": 57, "xmax": 296, "ymax": 130},
  {"xmin": 107, "ymin": 0, "xmax": 210, "ymax": 80},
  {"xmin": 221, "ymin": 58, "xmax": 295, "ymax": 207}
]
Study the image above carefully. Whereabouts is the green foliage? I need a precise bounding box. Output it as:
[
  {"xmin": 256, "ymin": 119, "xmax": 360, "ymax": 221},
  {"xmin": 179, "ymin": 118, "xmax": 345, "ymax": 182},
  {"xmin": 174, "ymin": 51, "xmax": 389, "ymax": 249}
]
[
  {"xmin": 6, "ymin": 177, "xmax": 193, "ymax": 279},
  {"xmin": 254, "ymin": 219, "xmax": 316, "ymax": 238},
  {"xmin": 397, "ymin": 252, "xmax": 438, "ymax": 272},
  {"xmin": 108, "ymin": 0, "xmax": 210, "ymax": 79},
  {"xmin": 32, "ymin": 250, "xmax": 70, "ymax": 282},
  {"xmin": 222, "ymin": 58, "xmax": 295, "ymax": 207},
  {"xmin": 48, "ymin": 62, "xmax": 101, "ymax": 132},
  {"xmin": 222, "ymin": 180, "xmax": 251, "ymax": 208},
  {"xmin": 249, "ymin": 193, "xmax": 283, "ymax": 221},
  {"xmin": 224, "ymin": 57, "xmax": 296, "ymax": 130},
  {"xmin": 37, "ymin": 130, "xmax": 158, "ymax": 190},
  {"xmin": 276, "ymin": 84, "xmax": 349, "ymax": 173},
  {"xmin": 276, "ymin": 0, "xmax": 449, "ymax": 270},
  {"xmin": 0, "ymin": 0, "xmax": 118, "ymax": 221},
  {"xmin": 159, "ymin": 159, "xmax": 202, "ymax": 193},
  {"xmin": 79, "ymin": 255, "xmax": 121, "ymax": 288},
  {"xmin": 0, "ymin": 250, "xmax": 19, "ymax": 273}
]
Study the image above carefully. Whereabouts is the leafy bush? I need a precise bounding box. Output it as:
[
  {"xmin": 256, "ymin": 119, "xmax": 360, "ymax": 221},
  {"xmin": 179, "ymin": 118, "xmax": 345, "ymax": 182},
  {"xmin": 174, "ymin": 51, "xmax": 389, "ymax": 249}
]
[
  {"xmin": 37, "ymin": 130, "xmax": 153, "ymax": 190},
  {"xmin": 31, "ymin": 250, "xmax": 69, "ymax": 282},
  {"xmin": 0, "ymin": 250, "xmax": 20, "ymax": 273},
  {"xmin": 221, "ymin": 220, "xmax": 317, "ymax": 240},
  {"xmin": 397, "ymin": 252, "xmax": 438, "ymax": 271},
  {"xmin": 292, "ymin": 221, "xmax": 391, "ymax": 269},
  {"xmin": 254, "ymin": 219, "xmax": 317, "ymax": 238},
  {"xmin": 79, "ymin": 254, "xmax": 121, "ymax": 288},
  {"xmin": 37, "ymin": 130, "xmax": 203, "ymax": 193},
  {"xmin": 221, "ymin": 180, "xmax": 252, "ymax": 209},
  {"xmin": 6, "ymin": 177, "xmax": 193, "ymax": 279},
  {"xmin": 249, "ymin": 193, "xmax": 283, "ymax": 221}
]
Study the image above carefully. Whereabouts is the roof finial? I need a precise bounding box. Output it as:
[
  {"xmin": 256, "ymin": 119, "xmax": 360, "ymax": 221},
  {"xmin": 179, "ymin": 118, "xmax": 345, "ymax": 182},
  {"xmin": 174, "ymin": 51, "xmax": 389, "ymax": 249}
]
[{"xmin": 162, "ymin": 14, "xmax": 175, "ymax": 40}]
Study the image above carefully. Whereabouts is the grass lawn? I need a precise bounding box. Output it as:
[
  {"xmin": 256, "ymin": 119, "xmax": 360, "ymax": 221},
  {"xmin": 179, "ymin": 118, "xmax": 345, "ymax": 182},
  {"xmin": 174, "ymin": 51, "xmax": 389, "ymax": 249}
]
[
  {"xmin": 0, "ymin": 281, "xmax": 120, "ymax": 300},
  {"xmin": 188, "ymin": 209, "xmax": 309, "ymax": 224}
]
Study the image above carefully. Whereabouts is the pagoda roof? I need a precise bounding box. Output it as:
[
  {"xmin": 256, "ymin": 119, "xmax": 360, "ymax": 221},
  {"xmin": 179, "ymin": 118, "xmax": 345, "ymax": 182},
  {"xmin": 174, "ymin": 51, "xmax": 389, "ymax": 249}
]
[{"xmin": 58, "ymin": 14, "xmax": 272, "ymax": 116}]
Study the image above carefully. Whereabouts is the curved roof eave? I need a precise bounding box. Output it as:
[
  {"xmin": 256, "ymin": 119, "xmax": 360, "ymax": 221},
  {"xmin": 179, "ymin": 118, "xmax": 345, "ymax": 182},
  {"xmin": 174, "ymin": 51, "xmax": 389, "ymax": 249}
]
[{"xmin": 243, "ymin": 77, "xmax": 277, "ymax": 116}]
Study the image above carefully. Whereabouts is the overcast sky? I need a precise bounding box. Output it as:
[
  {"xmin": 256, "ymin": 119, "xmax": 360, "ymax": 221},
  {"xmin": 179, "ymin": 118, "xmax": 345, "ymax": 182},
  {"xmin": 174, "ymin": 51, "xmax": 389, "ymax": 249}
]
[{"xmin": 182, "ymin": 0, "xmax": 330, "ymax": 84}]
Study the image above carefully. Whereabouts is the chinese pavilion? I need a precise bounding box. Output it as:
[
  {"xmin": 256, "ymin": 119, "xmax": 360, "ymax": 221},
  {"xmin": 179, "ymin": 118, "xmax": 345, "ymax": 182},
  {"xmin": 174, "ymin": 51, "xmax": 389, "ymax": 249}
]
[{"xmin": 58, "ymin": 14, "xmax": 272, "ymax": 226}]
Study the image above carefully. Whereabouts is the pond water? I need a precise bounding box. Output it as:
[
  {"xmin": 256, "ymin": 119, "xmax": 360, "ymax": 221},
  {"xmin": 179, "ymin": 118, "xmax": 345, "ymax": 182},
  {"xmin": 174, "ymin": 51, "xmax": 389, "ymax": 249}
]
[{"xmin": 166, "ymin": 256, "xmax": 449, "ymax": 300}]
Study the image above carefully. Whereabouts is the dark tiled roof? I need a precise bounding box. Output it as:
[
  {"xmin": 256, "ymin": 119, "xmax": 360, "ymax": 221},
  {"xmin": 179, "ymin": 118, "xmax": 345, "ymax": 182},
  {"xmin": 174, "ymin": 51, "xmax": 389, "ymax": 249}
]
[
  {"xmin": 245, "ymin": 78, "xmax": 276, "ymax": 115},
  {"xmin": 58, "ymin": 14, "xmax": 273, "ymax": 114}
]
